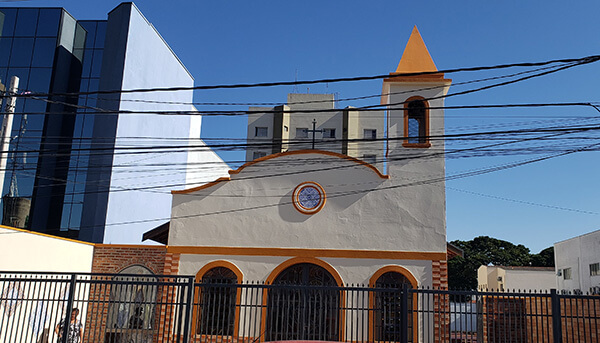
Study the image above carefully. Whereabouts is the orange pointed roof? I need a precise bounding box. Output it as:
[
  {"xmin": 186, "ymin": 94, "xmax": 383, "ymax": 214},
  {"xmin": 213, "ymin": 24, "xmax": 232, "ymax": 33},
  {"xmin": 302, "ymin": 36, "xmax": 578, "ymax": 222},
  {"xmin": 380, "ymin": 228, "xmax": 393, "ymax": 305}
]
[{"xmin": 394, "ymin": 26, "xmax": 437, "ymax": 74}]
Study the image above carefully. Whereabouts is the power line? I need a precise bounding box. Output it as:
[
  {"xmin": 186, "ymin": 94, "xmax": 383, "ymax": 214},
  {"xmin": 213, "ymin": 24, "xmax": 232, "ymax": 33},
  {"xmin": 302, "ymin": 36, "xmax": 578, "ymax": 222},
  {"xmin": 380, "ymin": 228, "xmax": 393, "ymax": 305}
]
[
  {"xmin": 41, "ymin": 62, "xmax": 572, "ymax": 107},
  {"xmin": 447, "ymin": 187, "xmax": 599, "ymax": 215},
  {"xmin": 19, "ymin": 126, "xmax": 598, "ymax": 199},
  {"xmin": 6, "ymin": 55, "xmax": 599, "ymax": 98},
  {"xmin": 65, "ymin": 136, "xmax": 600, "ymax": 231},
  {"xmin": 2, "ymin": 123, "xmax": 600, "ymax": 157}
]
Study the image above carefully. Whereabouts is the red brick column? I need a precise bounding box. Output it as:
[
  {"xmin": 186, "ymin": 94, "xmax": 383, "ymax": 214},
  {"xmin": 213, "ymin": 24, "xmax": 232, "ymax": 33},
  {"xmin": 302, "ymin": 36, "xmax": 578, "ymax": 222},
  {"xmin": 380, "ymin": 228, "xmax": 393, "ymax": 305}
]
[
  {"xmin": 156, "ymin": 252, "xmax": 182, "ymax": 342},
  {"xmin": 432, "ymin": 259, "xmax": 449, "ymax": 343}
]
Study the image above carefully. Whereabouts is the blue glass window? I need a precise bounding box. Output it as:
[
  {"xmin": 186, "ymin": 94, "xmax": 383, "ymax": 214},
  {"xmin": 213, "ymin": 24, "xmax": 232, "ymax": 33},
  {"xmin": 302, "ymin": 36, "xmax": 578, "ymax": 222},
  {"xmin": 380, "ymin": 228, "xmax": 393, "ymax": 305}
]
[
  {"xmin": 26, "ymin": 67, "xmax": 52, "ymax": 93},
  {"xmin": 94, "ymin": 21, "xmax": 106, "ymax": 48},
  {"xmin": 14, "ymin": 8, "xmax": 38, "ymax": 37},
  {"xmin": 0, "ymin": 37, "xmax": 12, "ymax": 66},
  {"xmin": 80, "ymin": 22, "xmax": 97, "ymax": 49},
  {"xmin": 7, "ymin": 67, "xmax": 30, "ymax": 90},
  {"xmin": 23, "ymin": 97, "xmax": 49, "ymax": 121},
  {"xmin": 10, "ymin": 38, "xmax": 34, "ymax": 67},
  {"xmin": 32, "ymin": 37, "xmax": 56, "ymax": 67},
  {"xmin": 0, "ymin": 9, "xmax": 17, "ymax": 37},
  {"xmin": 90, "ymin": 50, "xmax": 103, "ymax": 77},
  {"xmin": 81, "ymin": 49, "xmax": 92, "ymax": 76},
  {"xmin": 35, "ymin": 9, "xmax": 61, "ymax": 37},
  {"xmin": 0, "ymin": 68, "xmax": 7, "ymax": 85}
]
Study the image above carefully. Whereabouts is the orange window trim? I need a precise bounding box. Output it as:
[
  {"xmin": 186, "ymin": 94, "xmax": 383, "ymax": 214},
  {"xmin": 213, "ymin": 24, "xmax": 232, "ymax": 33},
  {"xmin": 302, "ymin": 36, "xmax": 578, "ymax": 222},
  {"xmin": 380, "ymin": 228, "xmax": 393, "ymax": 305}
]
[
  {"xmin": 291, "ymin": 181, "xmax": 327, "ymax": 215},
  {"xmin": 193, "ymin": 261, "xmax": 243, "ymax": 339},
  {"xmin": 260, "ymin": 257, "xmax": 346, "ymax": 342},
  {"xmin": 368, "ymin": 265, "xmax": 419, "ymax": 343},
  {"xmin": 403, "ymin": 96, "xmax": 430, "ymax": 148}
]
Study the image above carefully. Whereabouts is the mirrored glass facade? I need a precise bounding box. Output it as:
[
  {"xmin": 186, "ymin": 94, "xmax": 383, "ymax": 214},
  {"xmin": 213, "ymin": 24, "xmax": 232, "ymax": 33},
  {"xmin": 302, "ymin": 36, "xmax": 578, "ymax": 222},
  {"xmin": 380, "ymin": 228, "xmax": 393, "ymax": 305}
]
[
  {"xmin": 0, "ymin": 3, "xmax": 205, "ymax": 244},
  {"xmin": 0, "ymin": 7, "xmax": 99, "ymax": 238}
]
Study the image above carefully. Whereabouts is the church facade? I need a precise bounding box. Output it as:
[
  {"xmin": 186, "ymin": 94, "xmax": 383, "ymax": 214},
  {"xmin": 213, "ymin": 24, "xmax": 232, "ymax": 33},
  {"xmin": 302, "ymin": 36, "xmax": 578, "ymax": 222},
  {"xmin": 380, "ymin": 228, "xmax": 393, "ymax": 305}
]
[
  {"xmin": 160, "ymin": 26, "xmax": 452, "ymax": 342},
  {"xmin": 168, "ymin": 25, "xmax": 451, "ymax": 290}
]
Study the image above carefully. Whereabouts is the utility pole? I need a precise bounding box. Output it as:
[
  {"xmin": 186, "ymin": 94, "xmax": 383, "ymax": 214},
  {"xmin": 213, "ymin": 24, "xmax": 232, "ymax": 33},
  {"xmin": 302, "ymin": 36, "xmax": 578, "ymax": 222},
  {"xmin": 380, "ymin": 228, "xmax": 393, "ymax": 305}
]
[{"xmin": 0, "ymin": 76, "xmax": 19, "ymax": 199}]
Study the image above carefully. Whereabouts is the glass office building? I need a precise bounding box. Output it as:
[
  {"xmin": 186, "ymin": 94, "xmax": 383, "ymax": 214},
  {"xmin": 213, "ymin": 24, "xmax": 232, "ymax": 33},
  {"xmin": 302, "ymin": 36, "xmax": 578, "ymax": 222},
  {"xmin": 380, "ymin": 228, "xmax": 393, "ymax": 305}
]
[
  {"xmin": 0, "ymin": 8, "xmax": 90, "ymax": 235},
  {"xmin": 0, "ymin": 3, "xmax": 228, "ymax": 243}
]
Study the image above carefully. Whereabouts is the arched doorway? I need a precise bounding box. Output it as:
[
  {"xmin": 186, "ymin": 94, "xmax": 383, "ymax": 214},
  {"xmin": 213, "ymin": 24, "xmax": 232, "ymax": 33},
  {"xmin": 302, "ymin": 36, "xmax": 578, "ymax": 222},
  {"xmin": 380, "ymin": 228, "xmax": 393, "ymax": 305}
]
[
  {"xmin": 196, "ymin": 265, "xmax": 240, "ymax": 336},
  {"xmin": 371, "ymin": 269, "xmax": 416, "ymax": 342},
  {"xmin": 266, "ymin": 262, "xmax": 341, "ymax": 341}
]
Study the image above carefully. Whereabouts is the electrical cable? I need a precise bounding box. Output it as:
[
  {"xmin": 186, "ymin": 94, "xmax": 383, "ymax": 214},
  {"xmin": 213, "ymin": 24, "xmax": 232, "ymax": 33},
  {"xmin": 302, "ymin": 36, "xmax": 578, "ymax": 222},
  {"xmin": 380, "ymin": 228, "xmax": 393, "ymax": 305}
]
[{"xmin": 5, "ymin": 55, "xmax": 598, "ymax": 98}]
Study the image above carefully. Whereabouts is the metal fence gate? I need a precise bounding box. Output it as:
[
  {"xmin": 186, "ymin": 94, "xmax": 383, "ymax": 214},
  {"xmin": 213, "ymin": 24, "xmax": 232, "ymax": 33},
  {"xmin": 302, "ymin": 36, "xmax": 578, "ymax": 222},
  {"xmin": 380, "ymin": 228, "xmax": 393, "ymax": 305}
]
[
  {"xmin": 1, "ymin": 272, "xmax": 599, "ymax": 343},
  {"xmin": 0, "ymin": 272, "xmax": 194, "ymax": 343}
]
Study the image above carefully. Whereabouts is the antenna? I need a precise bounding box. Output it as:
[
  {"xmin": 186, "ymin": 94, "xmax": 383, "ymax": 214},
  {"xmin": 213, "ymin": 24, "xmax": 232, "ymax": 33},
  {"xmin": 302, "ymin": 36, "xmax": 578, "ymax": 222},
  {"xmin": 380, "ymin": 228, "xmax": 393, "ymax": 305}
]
[{"xmin": 293, "ymin": 69, "xmax": 299, "ymax": 93}]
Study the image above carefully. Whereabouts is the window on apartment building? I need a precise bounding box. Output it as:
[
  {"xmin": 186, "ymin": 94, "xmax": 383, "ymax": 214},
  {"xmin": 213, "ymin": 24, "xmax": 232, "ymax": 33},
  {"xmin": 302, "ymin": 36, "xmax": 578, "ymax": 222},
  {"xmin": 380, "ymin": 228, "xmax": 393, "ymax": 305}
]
[
  {"xmin": 296, "ymin": 128, "xmax": 308, "ymax": 138},
  {"xmin": 255, "ymin": 127, "xmax": 268, "ymax": 137},
  {"xmin": 253, "ymin": 151, "xmax": 267, "ymax": 160},
  {"xmin": 362, "ymin": 154, "xmax": 377, "ymax": 164},
  {"xmin": 563, "ymin": 267, "xmax": 572, "ymax": 280},
  {"xmin": 364, "ymin": 129, "xmax": 377, "ymax": 140},
  {"xmin": 322, "ymin": 128, "xmax": 336, "ymax": 139},
  {"xmin": 404, "ymin": 97, "xmax": 429, "ymax": 146},
  {"xmin": 590, "ymin": 263, "xmax": 600, "ymax": 276},
  {"xmin": 197, "ymin": 267, "xmax": 238, "ymax": 336}
]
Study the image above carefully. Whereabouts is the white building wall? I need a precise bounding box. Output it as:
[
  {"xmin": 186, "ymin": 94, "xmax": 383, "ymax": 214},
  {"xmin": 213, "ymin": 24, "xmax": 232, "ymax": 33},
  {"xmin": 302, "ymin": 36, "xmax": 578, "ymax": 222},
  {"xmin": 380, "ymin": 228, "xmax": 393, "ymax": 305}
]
[
  {"xmin": 0, "ymin": 226, "xmax": 94, "ymax": 272},
  {"xmin": 186, "ymin": 107, "xmax": 230, "ymax": 187},
  {"xmin": 478, "ymin": 265, "xmax": 556, "ymax": 292},
  {"xmin": 170, "ymin": 153, "xmax": 446, "ymax": 254},
  {"xmin": 0, "ymin": 226, "xmax": 94, "ymax": 343},
  {"xmin": 504, "ymin": 269, "xmax": 555, "ymax": 291},
  {"xmin": 246, "ymin": 107, "xmax": 276, "ymax": 161},
  {"xmin": 97, "ymin": 3, "xmax": 230, "ymax": 244},
  {"xmin": 555, "ymin": 229, "xmax": 600, "ymax": 292}
]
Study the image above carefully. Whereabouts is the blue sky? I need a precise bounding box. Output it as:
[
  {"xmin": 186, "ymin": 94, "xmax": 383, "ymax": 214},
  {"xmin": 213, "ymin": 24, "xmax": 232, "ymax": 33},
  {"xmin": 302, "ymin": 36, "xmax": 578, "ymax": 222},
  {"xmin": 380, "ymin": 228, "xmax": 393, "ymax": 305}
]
[{"xmin": 3, "ymin": 0, "xmax": 600, "ymax": 253}]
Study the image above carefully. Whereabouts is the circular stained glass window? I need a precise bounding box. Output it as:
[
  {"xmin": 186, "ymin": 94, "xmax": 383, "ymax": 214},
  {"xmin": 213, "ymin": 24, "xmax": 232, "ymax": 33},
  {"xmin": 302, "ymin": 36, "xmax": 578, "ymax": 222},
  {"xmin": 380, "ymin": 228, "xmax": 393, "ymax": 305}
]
[{"xmin": 292, "ymin": 182, "xmax": 326, "ymax": 214}]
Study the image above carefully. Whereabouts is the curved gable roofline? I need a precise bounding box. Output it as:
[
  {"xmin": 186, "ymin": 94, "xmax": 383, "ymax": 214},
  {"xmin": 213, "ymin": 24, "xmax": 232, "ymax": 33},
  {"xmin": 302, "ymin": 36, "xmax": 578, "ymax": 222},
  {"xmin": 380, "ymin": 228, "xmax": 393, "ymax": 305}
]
[{"xmin": 172, "ymin": 149, "xmax": 389, "ymax": 195}]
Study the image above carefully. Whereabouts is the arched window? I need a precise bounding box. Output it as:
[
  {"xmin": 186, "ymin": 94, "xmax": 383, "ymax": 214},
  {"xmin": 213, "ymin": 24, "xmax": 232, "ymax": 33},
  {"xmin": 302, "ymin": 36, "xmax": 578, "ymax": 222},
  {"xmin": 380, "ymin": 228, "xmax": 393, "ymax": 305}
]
[
  {"xmin": 404, "ymin": 97, "xmax": 430, "ymax": 147},
  {"xmin": 266, "ymin": 262, "xmax": 340, "ymax": 341},
  {"xmin": 372, "ymin": 271, "xmax": 415, "ymax": 342},
  {"xmin": 196, "ymin": 266, "xmax": 239, "ymax": 336}
]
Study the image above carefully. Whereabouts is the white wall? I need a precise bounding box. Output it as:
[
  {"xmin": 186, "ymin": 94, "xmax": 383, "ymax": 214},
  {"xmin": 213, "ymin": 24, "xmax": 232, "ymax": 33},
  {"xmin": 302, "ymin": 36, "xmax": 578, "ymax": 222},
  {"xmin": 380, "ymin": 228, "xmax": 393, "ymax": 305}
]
[
  {"xmin": 0, "ymin": 227, "xmax": 94, "ymax": 343},
  {"xmin": 0, "ymin": 226, "xmax": 94, "ymax": 272},
  {"xmin": 504, "ymin": 269, "xmax": 555, "ymax": 291},
  {"xmin": 170, "ymin": 152, "xmax": 446, "ymax": 253},
  {"xmin": 555, "ymin": 229, "xmax": 600, "ymax": 292},
  {"xmin": 100, "ymin": 3, "xmax": 231, "ymax": 244},
  {"xmin": 478, "ymin": 265, "xmax": 556, "ymax": 291}
]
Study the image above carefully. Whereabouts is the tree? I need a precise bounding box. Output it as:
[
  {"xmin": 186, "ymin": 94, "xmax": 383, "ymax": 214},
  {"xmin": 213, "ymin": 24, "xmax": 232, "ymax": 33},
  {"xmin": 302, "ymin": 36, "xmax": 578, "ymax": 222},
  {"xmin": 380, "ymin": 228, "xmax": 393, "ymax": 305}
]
[
  {"xmin": 448, "ymin": 236, "xmax": 553, "ymax": 290},
  {"xmin": 531, "ymin": 246, "xmax": 554, "ymax": 267}
]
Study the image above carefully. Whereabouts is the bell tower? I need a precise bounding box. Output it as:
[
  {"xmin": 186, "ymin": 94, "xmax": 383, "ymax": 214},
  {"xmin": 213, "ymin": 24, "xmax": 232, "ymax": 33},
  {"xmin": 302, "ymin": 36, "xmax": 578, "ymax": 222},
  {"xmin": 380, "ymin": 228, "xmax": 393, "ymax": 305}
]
[
  {"xmin": 382, "ymin": 26, "xmax": 452, "ymax": 175},
  {"xmin": 380, "ymin": 27, "xmax": 452, "ymax": 244}
]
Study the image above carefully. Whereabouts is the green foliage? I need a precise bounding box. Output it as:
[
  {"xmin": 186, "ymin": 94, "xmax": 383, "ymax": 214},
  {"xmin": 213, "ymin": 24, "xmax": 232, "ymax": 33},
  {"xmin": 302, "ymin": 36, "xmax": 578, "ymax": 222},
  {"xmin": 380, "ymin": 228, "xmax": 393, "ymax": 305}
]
[
  {"xmin": 448, "ymin": 236, "xmax": 554, "ymax": 290},
  {"xmin": 531, "ymin": 246, "xmax": 555, "ymax": 267}
]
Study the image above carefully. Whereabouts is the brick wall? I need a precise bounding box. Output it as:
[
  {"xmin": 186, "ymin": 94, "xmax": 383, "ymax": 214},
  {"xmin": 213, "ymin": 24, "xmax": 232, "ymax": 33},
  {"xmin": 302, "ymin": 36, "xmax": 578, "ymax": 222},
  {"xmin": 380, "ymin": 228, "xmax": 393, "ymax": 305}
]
[
  {"xmin": 91, "ymin": 244, "xmax": 168, "ymax": 274},
  {"xmin": 432, "ymin": 259, "xmax": 450, "ymax": 343},
  {"xmin": 85, "ymin": 245, "xmax": 182, "ymax": 342}
]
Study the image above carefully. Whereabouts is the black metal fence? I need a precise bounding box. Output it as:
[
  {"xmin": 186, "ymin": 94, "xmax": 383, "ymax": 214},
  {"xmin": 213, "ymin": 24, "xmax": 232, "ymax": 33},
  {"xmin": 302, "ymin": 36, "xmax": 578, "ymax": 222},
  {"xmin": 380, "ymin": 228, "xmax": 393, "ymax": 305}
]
[{"xmin": 0, "ymin": 272, "xmax": 598, "ymax": 343}]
